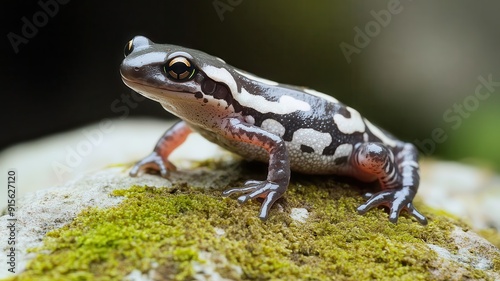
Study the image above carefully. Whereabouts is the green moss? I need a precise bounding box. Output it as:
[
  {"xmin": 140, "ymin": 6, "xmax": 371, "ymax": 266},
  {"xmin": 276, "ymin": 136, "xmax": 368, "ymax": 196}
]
[
  {"xmin": 494, "ymin": 257, "xmax": 500, "ymax": 271},
  {"xmin": 5, "ymin": 174, "xmax": 500, "ymax": 281}
]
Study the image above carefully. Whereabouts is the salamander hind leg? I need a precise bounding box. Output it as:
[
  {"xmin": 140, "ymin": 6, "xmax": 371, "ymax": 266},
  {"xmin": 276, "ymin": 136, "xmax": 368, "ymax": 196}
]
[{"xmin": 351, "ymin": 142, "xmax": 428, "ymax": 225}]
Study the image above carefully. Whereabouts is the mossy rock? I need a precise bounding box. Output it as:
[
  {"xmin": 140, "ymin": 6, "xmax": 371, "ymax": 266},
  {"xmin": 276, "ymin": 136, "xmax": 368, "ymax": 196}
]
[{"xmin": 1, "ymin": 161, "xmax": 499, "ymax": 281}]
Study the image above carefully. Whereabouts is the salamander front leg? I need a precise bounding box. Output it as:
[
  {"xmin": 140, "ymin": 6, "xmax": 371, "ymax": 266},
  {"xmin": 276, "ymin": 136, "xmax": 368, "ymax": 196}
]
[
  {"xmin": 221, "ymin": 118, "xmax": 290, "ymax": 220},
  {"xmin": 352, "ymin": 142, "xmax": 428, "ymax": 225},
  {"xmin": 130, "ymin": 121, "xmax": 192, "ymax": 177}
]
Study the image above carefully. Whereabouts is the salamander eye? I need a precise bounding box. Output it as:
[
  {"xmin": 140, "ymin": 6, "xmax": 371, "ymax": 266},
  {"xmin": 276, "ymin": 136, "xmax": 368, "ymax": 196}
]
[
  {"xmin": 165, "ymin": 57, "xmax": 196, "ymax": 81},
  {"xmin": 124, "ymin": 36, "xmax": 153, "ymax": 57},
  {"xmin": 124, "ymin": 39, "xmax": 134, "ymax": 57}
]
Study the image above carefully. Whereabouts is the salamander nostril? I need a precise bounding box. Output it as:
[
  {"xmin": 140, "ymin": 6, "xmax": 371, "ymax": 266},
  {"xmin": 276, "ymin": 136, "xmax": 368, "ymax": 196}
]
[{"xmin": 134, "ymin": 67, "xmax": 140, "ymax": 71}]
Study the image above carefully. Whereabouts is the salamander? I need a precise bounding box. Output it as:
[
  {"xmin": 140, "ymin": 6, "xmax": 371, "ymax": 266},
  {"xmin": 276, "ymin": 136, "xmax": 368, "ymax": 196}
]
[{"xmin": 120, "ymin": 35, "xmax": 427, "ymax": 225}]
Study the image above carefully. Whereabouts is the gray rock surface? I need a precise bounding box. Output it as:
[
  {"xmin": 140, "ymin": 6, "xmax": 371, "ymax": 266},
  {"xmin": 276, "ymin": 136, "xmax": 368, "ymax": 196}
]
[{"xmin": 1, "ymin": 118, "xmax": 499, "ymax": 280}]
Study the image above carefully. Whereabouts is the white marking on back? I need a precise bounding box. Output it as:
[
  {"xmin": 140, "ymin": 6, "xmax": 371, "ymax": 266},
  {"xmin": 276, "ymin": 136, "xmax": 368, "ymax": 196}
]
[
  {"xmin": 303, "ymin": 88, "xmax": 339, "ymax": 103},
  {"xmin": 202, "ymin": 65, "xmax": 239, "ymax": 94},
  {"xmin": 202, "ymin": 66, "xmax": 310, "ymax": 114},
  {"xmin": 237, "ymin": 88, "xmax": 311, "ymax": 114},
  {"xmin": 234, "ymin": 69, "xmax": 279, "ymax": 86},
  {"xmin": 291, "ymin": 128, "xmax": 332, "ymax": 153},
  {"xmin": 334, "ymin": 107, "xmax": 365, "ymax": 134},
  {"xmin": 261, "ymin": 119, "xmax": 286, "ymax": 137},
  {"xmin": 215, "ymin": 57, "xmax": 226, "ymax": 64},
  {"xmin": 364, "ymin": 119, "xmax": 397, "ymax": 147}
]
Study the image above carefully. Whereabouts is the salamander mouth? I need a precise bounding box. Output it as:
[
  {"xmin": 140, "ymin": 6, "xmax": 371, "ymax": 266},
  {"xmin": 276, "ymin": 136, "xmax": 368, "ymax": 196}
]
[
  {"xmin": 120, "ymin": 74, "xmax": 180, "ymax": 91},
  {"xmin": 120, "ymin": 75, "xmax": 187, "ymax": 101}
]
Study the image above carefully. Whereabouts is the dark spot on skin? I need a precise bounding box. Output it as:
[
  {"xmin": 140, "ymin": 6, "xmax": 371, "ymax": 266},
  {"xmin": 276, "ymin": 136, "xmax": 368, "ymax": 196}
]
[
  {"xmin": 322, "ymin": 132, "xmax": 364, "ymax": 156},
  {"xmin": 194, "ymin": 92, "xmax": 203, "ymax": 99},
  {"xmin": 203, "ymin": 98, "xmax": 208, "ymax": 103},
  {"xmin": 300, "ymin": 145, "xmax": 314, "ymax": 153},
  {"xmin": 202, "ymin": 79, "xmax": 217, "ymax": 94},
  {"xmin": 198, "ymin": 72, "xmax": 244, "ymax": 113},
  {"xmin": 336, "ymin": 104, "xmax": 351, "ymax": 118},
  {"xmin": 334, "ymin": 156, "xmax": 348, "ymax": 165},
  {"xmin": 213, "ymin": 85, "xmax": 233, "ymax": 106}
]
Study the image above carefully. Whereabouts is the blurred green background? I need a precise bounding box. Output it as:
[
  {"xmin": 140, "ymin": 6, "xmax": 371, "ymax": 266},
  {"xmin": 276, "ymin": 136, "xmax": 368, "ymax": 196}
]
[{"xmin": 2, "ymin": 0, "xmax": 500, "ymax": 170}]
